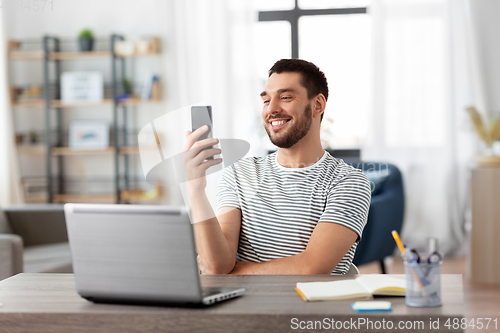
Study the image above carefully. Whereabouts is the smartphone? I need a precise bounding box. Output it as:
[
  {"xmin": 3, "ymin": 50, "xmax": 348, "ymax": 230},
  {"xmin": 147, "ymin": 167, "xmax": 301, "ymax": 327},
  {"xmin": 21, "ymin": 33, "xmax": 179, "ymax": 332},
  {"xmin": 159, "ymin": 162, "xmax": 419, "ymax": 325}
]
[{"xmin": 191, "ymin": 105, "xmax": 214, "ymax": 159}]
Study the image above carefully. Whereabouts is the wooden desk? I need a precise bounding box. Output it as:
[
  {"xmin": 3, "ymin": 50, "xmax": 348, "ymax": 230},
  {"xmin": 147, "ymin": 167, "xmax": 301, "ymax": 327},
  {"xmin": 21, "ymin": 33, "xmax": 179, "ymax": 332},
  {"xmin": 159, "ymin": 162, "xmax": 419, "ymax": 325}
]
[{"xmin": 0, "ymin": 273, "xmax": 464, "ymax": 333}]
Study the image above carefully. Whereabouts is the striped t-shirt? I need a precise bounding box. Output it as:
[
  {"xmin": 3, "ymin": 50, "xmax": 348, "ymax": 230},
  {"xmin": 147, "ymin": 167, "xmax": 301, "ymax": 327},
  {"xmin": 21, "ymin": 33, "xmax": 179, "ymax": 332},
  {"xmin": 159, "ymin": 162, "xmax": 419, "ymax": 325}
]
[{"xmin": 216, "ymin": 151, "xmax": 371, "ymax": 275}]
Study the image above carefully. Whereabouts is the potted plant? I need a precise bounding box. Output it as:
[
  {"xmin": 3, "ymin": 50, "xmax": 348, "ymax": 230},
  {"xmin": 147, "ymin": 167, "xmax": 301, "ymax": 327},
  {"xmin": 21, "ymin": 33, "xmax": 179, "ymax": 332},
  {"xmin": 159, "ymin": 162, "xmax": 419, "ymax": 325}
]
[
  {"xmin": 466, "ymin": 107, "xmax": 500, "ymax": 165},
  {"xmin": 29, "ymin": 130, "xmax": 38, "ymax": 144},
  {"xmin": 122, "ymin": 78, "xmax": 132, "ymax": 95},
  {"xmin": 78, "ymin": 29, "xmax": 94, "ymax": 52}
]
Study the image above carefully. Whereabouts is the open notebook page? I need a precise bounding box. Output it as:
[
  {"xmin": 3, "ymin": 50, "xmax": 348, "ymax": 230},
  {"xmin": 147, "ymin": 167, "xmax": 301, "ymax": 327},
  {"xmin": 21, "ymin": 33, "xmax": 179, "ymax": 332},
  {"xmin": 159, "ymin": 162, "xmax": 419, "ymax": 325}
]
[
  {"xmin": 355, "ymin": 275, "xmax": 406, "ymax": 296},
  {"xmin": 296, "ymin": 280, "xmax": 372, "ymax": 301}
]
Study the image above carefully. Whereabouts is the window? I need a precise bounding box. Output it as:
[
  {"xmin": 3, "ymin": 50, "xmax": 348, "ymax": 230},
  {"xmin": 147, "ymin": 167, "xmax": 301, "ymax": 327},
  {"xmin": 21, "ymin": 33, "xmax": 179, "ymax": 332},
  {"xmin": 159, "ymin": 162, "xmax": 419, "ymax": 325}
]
[
  {"xmin": 254, "ymin": 1, "xmax": 371, "ymax": 148},
  {"xmin": 299, "ymin": 14, "xmax": 371, "ymax": 148}
]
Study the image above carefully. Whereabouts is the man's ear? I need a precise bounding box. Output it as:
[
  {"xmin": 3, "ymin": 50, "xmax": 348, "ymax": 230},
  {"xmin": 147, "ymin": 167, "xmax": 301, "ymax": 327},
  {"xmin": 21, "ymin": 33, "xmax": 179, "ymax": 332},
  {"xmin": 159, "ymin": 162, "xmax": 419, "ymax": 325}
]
[{"xmin": 312, "ymin": 94, "xmax": 326, "ymax": 119}]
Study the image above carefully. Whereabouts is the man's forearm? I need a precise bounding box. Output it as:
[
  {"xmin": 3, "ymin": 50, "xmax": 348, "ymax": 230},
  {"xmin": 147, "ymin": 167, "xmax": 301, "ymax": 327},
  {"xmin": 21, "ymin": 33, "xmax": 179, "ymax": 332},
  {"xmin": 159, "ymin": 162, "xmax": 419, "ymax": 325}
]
[
  {"xmin": 229, "ymin": 252, "xmax": 333, "ymax": 275},
  {"xmin": 189, "ymin": 189, "xmax": 234, "ymax": 274}
]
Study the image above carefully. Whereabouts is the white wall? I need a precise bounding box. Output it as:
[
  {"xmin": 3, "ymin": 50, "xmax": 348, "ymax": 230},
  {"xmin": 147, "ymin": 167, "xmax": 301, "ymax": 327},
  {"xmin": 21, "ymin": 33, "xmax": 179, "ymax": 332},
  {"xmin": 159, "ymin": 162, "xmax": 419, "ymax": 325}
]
[{"xmin": 5, "ymin": 0, "xmax": 188, "ymax": 204}]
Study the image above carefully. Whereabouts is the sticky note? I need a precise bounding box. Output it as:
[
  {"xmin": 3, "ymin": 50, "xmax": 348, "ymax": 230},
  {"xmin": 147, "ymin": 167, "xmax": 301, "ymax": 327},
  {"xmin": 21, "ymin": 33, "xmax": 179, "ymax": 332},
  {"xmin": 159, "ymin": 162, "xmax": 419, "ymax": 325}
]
[{"xmin": 351, "ymin": 301, "xmax": 392, "ymax": 312}]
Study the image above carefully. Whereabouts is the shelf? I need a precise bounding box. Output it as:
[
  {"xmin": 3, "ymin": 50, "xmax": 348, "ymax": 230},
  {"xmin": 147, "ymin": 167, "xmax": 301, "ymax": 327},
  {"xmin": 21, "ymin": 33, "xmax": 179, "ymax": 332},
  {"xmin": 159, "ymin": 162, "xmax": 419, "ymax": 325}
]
[
  {"xmin": 51, "ymin": 147, "xmax": 140, "ymax": 155},
  {"xmin": 121, "ymin": 186, "xmax": 162, "ymax": 202},
  {"xmin": 52, "ymin": 188, "xmax": 160, "ymax": 203},
  {"xmin": 51, "ymin": 147, "xmax": 114, "ymax": 156},
  {"xmin": 52, "ymin": 193, "xmax": 115, "ymax": 203},
  {"xmin": 118, "ymin": 97, "xmax": 161, "ymax": 106},
  {"xmin": 12, "ymin": 100, "xmax": 44, "ymax": 107},
  {"xmin": 17, "ymin": 144, "xmax": 46, "ymax": 155},
  {"xmin": 48, "ymin": 51, "xmax": 159, "ymax": 60},
  {"xmin": 8, "ymin": 51, "xmax": 44, "ymax": 61},
  {"xmin": 12, "ymin": 99, "xmax": 110, "ymax": 108},
  {"xmin": 9, "ymin": 51, "xmax": 160, "ymax": 61},
  {"xmin": 17, "ymin": 146, "xmax": 140, "ymax": 156},
  {"xmin": 49, "ymin": 51, "xmax": 112, "ymax": 60},
  {"xmin": 120, "ymin": 146, "xmax": 140, "ymax": 154},
  {"xmin": 116, "ymin": 52, "xmax": 161, "ymax": 58},
  {"xmin": 12, "ymin": 98, "xmax": 161, "ymax": 108},
  {"xmin": 24, "ymin": 194, "xmax": 49, "ymax": 203},
  {"xmin": 52, "ymin": 99, "xmax": 114, "ymax": 108},
  {"xmin": 23, "ymin": 184, "xmax": 161, "ymax": 204}
]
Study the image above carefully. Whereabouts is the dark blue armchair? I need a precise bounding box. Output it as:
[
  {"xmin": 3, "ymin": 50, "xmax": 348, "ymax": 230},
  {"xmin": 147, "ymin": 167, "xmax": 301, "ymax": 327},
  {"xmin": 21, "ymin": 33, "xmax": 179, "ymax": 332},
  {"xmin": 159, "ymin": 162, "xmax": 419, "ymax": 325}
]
[{"xmin": 351, "ymin": 162, "xmax": 405, "ymax": 273}]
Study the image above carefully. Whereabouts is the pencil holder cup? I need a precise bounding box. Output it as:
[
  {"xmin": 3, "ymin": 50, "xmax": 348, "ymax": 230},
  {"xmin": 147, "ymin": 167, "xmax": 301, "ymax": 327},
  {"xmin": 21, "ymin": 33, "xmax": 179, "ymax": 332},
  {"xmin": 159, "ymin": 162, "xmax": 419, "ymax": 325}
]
[{"xmin": 405, "ymin": 261, "xmax": 442, "ymax": 307}]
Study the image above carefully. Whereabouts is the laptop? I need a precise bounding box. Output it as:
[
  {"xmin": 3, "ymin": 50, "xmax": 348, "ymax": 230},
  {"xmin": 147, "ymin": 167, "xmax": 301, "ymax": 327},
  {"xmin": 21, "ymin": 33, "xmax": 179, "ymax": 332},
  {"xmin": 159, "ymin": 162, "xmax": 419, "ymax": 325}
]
[{"xmin": 64, "ymin": 203, "xmax": 245, "ymax": 306}]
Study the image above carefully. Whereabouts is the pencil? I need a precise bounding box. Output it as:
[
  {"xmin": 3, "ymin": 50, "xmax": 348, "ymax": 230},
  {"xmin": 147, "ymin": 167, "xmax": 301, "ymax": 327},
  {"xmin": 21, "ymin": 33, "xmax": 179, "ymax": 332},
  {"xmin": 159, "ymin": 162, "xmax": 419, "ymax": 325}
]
[
  {"xmin": 392, "ymin": 230, "xmax": 406, "ymax": 254},
  {"xmin": 295, "ymin": 287, "xmax": 308, "ymax": 301}
]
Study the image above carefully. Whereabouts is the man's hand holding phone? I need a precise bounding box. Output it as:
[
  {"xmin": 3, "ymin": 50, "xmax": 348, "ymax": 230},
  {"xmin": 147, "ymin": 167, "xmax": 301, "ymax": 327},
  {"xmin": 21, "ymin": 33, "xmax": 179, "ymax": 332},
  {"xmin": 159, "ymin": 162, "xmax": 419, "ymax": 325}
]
[
  {"xmin": 183, "ymin": 125, "xmax": 222, "ymax": 191},
  {"xmin": 184, "ymin": 107, "xmax": 234, "ymax": 274}
]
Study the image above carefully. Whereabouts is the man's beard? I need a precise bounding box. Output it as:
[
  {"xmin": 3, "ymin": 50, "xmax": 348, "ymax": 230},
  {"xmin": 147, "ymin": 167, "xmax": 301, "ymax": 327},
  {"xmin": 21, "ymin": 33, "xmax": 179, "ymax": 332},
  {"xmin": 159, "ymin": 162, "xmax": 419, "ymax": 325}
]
[{"xmin": 265, "ymin": 104, "xmax": 312, "ymax": 149}]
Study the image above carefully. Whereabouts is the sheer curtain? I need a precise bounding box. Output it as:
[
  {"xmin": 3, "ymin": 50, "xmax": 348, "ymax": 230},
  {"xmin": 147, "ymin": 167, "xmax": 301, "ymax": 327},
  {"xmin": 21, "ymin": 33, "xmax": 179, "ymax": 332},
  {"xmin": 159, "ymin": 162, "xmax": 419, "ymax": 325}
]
[
  {"xmin": 365, "ymin": 0, "xmax": 483, "ymax": 255},
  {"xmin": 168, "ymin": 0, "xmax": 259, "ymax": 207},
  {"xmin": 0, "ymin": 15, "xmax": 23, "ymax": 206}
]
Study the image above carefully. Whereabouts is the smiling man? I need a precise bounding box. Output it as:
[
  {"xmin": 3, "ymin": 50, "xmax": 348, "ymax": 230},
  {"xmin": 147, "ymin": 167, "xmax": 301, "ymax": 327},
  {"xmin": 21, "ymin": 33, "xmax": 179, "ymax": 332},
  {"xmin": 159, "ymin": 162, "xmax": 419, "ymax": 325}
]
[{"xmin": 184, "ymin": 59, "xmax": 371, "ymax": 275}]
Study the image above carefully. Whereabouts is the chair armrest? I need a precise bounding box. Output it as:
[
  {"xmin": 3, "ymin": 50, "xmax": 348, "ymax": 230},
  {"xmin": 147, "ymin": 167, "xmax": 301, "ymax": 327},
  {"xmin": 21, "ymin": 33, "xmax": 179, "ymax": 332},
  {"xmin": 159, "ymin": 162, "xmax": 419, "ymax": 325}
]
[
  {"xmin": 3, "ymin": 205, "xmax": 67, "ymax": 246},
  {"xmin": 353, "ymin": 190, "xmax": 405, "ymax": 266},
  {"xmin": 0, "ymin": 234, "xmax": 23, "ymax": 280},
  {"xmin": 370, "ymin": 190, "xmax": 396, "ymax": 205}
]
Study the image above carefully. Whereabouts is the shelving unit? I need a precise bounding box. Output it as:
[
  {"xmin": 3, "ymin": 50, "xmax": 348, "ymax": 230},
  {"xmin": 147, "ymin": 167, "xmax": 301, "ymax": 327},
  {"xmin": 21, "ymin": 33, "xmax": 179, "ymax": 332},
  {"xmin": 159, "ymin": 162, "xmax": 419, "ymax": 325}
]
[{"xmin": 9, "ymin": 35, "xmax": 161, "ymax": 204}]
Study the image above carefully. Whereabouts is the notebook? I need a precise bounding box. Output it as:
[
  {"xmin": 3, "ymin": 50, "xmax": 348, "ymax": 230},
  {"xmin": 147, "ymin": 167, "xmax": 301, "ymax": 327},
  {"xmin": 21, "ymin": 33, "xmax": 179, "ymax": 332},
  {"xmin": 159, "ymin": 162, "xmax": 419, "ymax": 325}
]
[{"xmin": 295, "ymin": 275, "xmax": 406, "ymax": 301}]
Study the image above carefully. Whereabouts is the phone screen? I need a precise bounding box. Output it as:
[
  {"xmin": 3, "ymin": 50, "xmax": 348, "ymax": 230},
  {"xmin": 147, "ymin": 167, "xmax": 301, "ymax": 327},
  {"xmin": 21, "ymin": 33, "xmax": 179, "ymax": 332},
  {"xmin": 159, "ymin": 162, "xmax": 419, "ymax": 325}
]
[{"xmin": 191, "ymin": 106, "xmax": 214, "ymax": 159}]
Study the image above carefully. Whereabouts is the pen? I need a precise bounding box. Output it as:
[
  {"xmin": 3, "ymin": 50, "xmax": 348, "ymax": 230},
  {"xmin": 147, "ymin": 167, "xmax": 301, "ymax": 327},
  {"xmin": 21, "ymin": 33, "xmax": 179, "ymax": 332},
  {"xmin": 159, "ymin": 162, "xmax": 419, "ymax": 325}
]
[
  {"xmin": 391, "ymin": 231, "xmax": 424, "ymax": 286},
  {"xmin": 409, "ymin": 248, "xmax": 420, "ymax": 263},
  {"xmin": 391, "ymin": 231, "xmax": 419, "ymax": 265},
  {"xmin": 426, "ymin": 238, "xmax": 442, "ymax": 264},
  {"xmin": 391, "ymin": 231, "xmax": 430, "ymax": 290}
]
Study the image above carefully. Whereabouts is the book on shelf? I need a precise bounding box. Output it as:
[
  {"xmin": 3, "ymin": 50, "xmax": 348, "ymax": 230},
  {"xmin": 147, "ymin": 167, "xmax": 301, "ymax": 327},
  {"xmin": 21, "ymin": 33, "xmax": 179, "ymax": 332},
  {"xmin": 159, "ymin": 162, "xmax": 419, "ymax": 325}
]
[
  {"xmin": 295, "ymin": 275, "xmax": 406, "ymax": 301},
  {"xmin": 141, "ymin": 74, "xmax": 159, "ymax": 100}
]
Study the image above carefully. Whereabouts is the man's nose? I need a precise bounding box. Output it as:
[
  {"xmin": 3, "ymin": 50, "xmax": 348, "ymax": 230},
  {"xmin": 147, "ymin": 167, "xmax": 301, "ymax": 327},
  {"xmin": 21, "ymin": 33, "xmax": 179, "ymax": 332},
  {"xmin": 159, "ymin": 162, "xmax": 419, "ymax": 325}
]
[{"xmin": 266, "ymin": 98, "xmax": 281, "ymax": 114}]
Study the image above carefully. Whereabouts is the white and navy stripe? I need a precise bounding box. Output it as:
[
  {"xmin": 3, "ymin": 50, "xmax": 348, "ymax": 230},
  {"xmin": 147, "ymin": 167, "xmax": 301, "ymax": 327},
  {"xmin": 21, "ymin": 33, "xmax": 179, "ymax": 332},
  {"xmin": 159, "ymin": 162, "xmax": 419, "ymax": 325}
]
[{"xmin": 216, "ymin": 151, "xmax": 371, "ymax": 275}]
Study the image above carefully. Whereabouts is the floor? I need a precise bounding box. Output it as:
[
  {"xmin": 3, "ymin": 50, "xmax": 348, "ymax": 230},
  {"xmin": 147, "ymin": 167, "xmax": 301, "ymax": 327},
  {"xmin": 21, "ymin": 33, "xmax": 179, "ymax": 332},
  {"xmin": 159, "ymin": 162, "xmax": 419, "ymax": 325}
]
[{"xmin": 358, "ymin": 256, "xmax": 500, "ymax": 333}]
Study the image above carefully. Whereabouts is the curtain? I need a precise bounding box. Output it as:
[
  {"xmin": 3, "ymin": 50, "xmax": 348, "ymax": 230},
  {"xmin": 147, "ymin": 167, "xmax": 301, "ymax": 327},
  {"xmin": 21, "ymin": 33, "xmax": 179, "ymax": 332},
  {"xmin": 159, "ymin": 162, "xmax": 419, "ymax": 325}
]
[
  {"xmin": 0, "ymin": 15, "xmax": 23, "ymax": 205},
  {"xmin": 365, "ymin": 0, "xmax": 485, "ymax": 255},
  {"xmin": 168, "ymin": 0, "xmax": 258, "ymax": 207}
]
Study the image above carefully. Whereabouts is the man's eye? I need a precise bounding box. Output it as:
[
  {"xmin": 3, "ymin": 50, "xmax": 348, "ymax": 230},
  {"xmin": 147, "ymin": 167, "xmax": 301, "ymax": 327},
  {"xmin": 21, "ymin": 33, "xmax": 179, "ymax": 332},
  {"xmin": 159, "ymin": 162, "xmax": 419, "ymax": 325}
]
[
  {"xmin": 263, "ymin": 100, "xmax": 270, "ymax": 104},
  {"xmin": 281, "ymin": 96, "xmax": 291, "ymax": 100}
]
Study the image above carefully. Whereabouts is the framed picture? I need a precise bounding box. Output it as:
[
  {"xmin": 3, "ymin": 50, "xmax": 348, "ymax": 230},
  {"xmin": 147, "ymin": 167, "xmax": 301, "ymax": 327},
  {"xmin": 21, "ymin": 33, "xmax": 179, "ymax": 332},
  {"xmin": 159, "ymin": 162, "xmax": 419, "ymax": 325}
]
[
  {"xmin": 68, "ymin": 120, "xmax": 109, "ymax": 150},
  {"xmin": 61, "ymin": 72, "xmax": 104, "ymax": 102}
]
